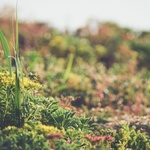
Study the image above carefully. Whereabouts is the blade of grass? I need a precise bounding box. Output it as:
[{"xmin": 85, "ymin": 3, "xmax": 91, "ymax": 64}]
[
  {"xmin": 63, "ymin": 53, "xmax": 74, "ymax": 82},
  {"xmin": 14, "ymin": 0, "xmax": 22, "ymax": 126},
  {"xmin": 0, "ymin": 29, "xmax": 12, "ymax": 76},
  {"xmin": 15, "ymin": 0, "xmax": 19, "ymax": 54},
  {"xmin": 15, "ymin": 0, "xmax": 23, "ymax": 80}
]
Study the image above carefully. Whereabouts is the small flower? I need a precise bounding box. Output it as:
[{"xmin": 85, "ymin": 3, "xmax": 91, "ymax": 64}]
[
  {"xmin": 0, "ymin": 71, "xmax": 14, "ymax": 86},
  {"xmin": 0, "ymin": 71, "xmax": 42, "ymax": 90},
  {"xmin": 23, "ymin": 77, "xmax": 43, "ymax": 90},
  {"xmin": 35, "ymin": 124, "xmax": 63, "ymax": 137}
]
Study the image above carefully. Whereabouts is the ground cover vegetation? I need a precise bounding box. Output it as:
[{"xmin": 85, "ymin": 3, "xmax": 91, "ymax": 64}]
[{"xmin": 0, "ymin": 7, "xmax": 150, "ymax": 150}]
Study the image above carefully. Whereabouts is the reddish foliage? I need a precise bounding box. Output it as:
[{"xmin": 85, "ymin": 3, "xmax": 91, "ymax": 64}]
[
  {"xmin": 46, "ymin": 133, "xmax": 63, "ymax": 139},
  {"xmin": 84, "ymin": 134, "xmax": 114, "ymax": 145}
]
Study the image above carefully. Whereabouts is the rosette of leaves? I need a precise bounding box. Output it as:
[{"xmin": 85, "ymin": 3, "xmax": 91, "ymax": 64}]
[{"xmin": 41, "ymin": 107, "xmax": 97, "ymax": 131}]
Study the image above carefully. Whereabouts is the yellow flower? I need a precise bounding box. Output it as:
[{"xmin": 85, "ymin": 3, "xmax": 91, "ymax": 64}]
[
  {"xmin": 36, "ymin": 124, "xmax": 62, "ymax": 135},
  {"xmin": 22, "ymin": 77, "xmax": 43, "ymax": 90},
  {"xmin": 0, "ymin": 71, "xmax": 14, "ymax": 86},
  {"xmin": 0, "ymin": 71, "xmax": 42, "ymax": 90}
]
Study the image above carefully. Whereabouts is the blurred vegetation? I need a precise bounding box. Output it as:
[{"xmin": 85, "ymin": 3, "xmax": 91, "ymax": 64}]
[
  {"xmin": 1, "ymin": 16, "xmax": 150, "ymax": 115},
  {"xmin": 0, "ymin": 10, "xmax": 150, "ymax": 149}
]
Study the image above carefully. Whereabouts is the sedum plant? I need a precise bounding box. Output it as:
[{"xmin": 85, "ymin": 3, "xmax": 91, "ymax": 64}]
[
  {"xmin": 0, "ymin": 70, "xmax": 43, "ymax": 129},
  {"xmin": 112, "ymin": 124, "xmax": 150, "ymax": 150}
]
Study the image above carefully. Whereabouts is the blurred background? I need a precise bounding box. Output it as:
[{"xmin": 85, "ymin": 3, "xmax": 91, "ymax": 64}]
[
  {"xmin": 0, "ymin": 0, "xmax": 150, "ymax": 31},
  {"xmin": 1, "ymin": 0, "xmax": 150, "ymax": 117}
]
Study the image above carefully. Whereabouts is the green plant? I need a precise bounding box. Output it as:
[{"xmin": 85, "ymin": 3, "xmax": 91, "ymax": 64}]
[
  {"xmin": 0, "ymin": 2, "xmax": 44, "ymax": 128},
  {"xmin": 0, "ymin": 71, "xmax": 43, "ymax": 129},
  {"xmin": 42, "ymin": 108, "xmax": 76, "ymax": 129},
  {"xmin": 0, "ymin": 1, "xmax": 23, "ymax": 127},
  {"xmin": 54, "ymin": 136, "xmax": 90, "ymax": 150},
  {"xmin": 41, "ymin": 107, "xmax": 97, "ymax": 131},
  {"xmin": 0, "ymin": 124, "xmax": 50, "ymax": 150},
  {"xmin": 0, "ymin": 31, "xmax": 12, "ymax": 76},
  {"xmin": 112, "ymin": 124, "xmax": 150, "ymax": 150}
]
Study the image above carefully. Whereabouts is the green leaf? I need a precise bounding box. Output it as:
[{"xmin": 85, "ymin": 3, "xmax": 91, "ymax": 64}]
[
  {"xmin": 63, "ymin": 53, "xmax": 74, "ymax": 82},
  {"xmin": 0, "ymin": 29, "xmax": 12, "ymax": 76}
]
